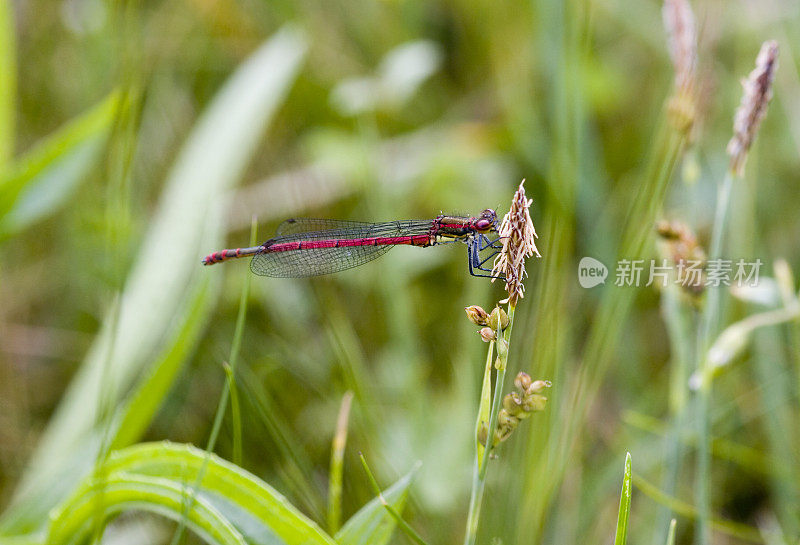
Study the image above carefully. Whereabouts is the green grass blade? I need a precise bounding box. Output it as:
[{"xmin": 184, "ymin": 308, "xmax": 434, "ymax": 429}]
[
  {"xmin": 0, "ymin": 92, "xmax": 120, "ymax": 237},
  {"xmin": 48, "ymin": 473, "xmax": 246, "ymax": 545},
  {"xmin": 633, "ymin": 472, "xmax": 762, "ymax": 543},
  {"xmin": 0, "ymin": 0, "xmax": 15, "ymax": 166},
  {"xmin": 96, "ymin": 442, "xmax": 336, "ymax": 545},
  {"xmin": 328, "ymin": 391, "xmax": 354, "ymax": 534},
  {"xmin": 0, "ymin": 535, "xmax": 42, "ymax": 545},
  {"xmin": 336, "ymin": 459, "xmax": 419, "ymax": 545},
  {"xmin": 171, "ymin": 219, "xmax": 256, "ymax": 545},
  {"xmin": 237, "ymin": 365, "xmax": 325, "ymax": 518},
  {"xmin": 3, "ymin": 26, "xmax": 307, "ymax": 533},
  {"xmin": 475, "ymin": 340, "xmax": 494, "ymax": 469},
  {"xmin": 665, "ymin": 519, "xmax": 677, "ymax": 545},
  {"xmin": 613, "ymin": 453, "xmax": 632, "ymax": 545},
  {"xmin": 109, "ymin": 277, "xmax": 213, "ymax": 450}
]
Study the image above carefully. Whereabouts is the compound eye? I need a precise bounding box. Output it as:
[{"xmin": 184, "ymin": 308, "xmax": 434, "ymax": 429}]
[{"xmin": 475, "ymin": 219, "xmax": 491, "ymax": 230}]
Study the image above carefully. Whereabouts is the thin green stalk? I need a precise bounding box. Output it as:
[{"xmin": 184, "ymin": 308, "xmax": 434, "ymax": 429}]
[
  {"xmin": 358, "ymin": 454, "xmax": 428, "ymax": 545},
  {"xmin": 327, "ymin": 391, "xmax": 353, "ymax": 534},
  {"xmin": 170, "ymin": 220, "xmax": 256, "ymax": 545},
  {"xmin": 236, "ymin": 364, "xmax": 324, "ymax": 519},
  {"xmin": 537, "ymin": 126, "xmax": 684, "ymax": 537},
  {"xmin": 0, "ymin": 0, "xmax": 16, "ymax": 166},
  {"xmin": 613, "ymin": 453, "xmax": 632, "ymax": 545},
  {"xmin": 654, "ymin": 283, "xmax": 695, "ymax": 545},
  {"xmin": 463, "ymin": 304, "xmax": 516, "ymax": 545},
  {"xmin": 695, "ymin": 171, "xmax": 734, "ymax": 545},
  {"xmin": 91, "ymin": 84, "xmax": 140, "ymax": 545},
  {"xmin": 665, "ymin": 519, "xmax": 677, "ymax": 545},
  {"xmin": 222, "ymin": 362, "xmax": 242, "ymax": 466},
  {"xmin": 633, "ymin": 472, "xmax": 763, "ymax": 544}
]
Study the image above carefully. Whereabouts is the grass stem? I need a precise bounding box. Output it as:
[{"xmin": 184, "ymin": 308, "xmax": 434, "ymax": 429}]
[
  {"xmin": 695, "ymin": 171, "xmax": 735, "ymax": 545},
  {"xmin": 463, "ymin": 304, "xmax": 516, "ymax": 545},
  {"xmin": 358, "ymin": 454, "xmax": 428, "ymax": 545},
  {"xmin": 169, "ymin": 219, "xmax": 256, "ymax": 545}
]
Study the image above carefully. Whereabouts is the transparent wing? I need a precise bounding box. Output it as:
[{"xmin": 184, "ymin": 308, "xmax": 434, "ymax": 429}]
[
  {"xmin": 273, "ymin": 218, "xmax": 431, "ymax": 239},
  {"xmin": 275, "ymin": 218, "xmax": 375, "ymax": 236},
  {"xmin": 250, "ymin": 244, "xmax": 393, "ymax": 277},
  {"xmin": 252, "ymin": 219, "xmax": 433, "ymax": 278}
]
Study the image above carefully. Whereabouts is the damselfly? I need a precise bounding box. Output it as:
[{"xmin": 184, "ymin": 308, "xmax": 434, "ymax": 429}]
[{"xmin": 202, "ymin": 209, "xmax": 503, "ymax": 278}]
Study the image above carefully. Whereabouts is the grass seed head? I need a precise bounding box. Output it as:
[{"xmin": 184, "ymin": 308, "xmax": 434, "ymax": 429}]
[
  {"xmin": 479, "ymin": 327, "xmax": 496, "ymax": 342},
  {"xmin": 491, "ymin": 180, "xmax": 541, "ymax": 306},
  {"xmin": 490, "ymin": 372, "xmax": 550, "ymax": 446},
  {"xmin": 488, "ymin": 306, "xmax": 509, "ymax": 331},
  {"xmin": 663, "ymin": 0, "xmax": 698, "ymax": 135},
  {"xmin": 727, "ymin": 40, "xmax": 779, "ymax": 176},
  {"xmin": 663, "ymin": 0, "xmax": 697, "ymax": 93},
  {"xmin": 465, "ymin": 305, "xmax": 490, "ymax": 326}
]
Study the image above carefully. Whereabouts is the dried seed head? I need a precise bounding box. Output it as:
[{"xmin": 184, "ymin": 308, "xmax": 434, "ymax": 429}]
[
  {"xmin": 663, "ymin": 0, "xmax": 697, "ymax": 93},
  {"xmin": 465, "ymin": 305, "xmax": 490, "ymax": 326},
  {"xmin": 727, "ymin": 40, "xmax": 779, "ymax": 177},
  {"xmin": 491, "ymin": 180, "xmax": 541, "ymax": 306},
  {"xmin": 656, "ymin": 220, "xmax": 705, "ymax": 264},
  {"xmin": 656, "ymin": 219, "xmax": 706, "ymax": 298},
  {"xmin": 663, "ymin": 0, "xmax": 698, "ymax": 135}
]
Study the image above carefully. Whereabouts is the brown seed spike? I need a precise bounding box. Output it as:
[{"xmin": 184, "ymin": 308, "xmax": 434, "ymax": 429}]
[
  {"xmin": 727, "ymin": 41, "xmax": 779, "ymax": 177},
  {"xmin": 663, "ymin": 0, "xmax": 697, "ymax": 93},
  {"xmin": 491, "ymin": 180, "xmax": 541, "ymax": 306}
]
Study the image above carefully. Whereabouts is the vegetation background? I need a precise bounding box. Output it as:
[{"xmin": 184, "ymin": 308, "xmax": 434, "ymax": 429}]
[{"xmin": 0, "ymin": 0, "xmax": 798, "ymax": 544}]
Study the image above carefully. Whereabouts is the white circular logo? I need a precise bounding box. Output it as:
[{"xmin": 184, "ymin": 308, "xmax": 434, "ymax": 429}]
[{"xmin": 578, "ymin": 257, "xmax": 608, "ymax": 288}]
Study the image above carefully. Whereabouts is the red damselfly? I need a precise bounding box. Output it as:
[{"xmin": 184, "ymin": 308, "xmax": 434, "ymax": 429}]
[{"xmin": 202, "ymin": 209, "xmax": 503, "ymax": 278}]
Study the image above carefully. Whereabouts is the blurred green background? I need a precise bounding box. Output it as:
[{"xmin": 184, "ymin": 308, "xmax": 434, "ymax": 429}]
[{"xmin": 1, "ymin": 0, "xmax": 799, "ymax": 543}]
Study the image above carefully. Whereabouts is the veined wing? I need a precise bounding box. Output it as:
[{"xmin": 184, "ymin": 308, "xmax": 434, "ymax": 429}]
[
  {"xmin": 252, "ymin": 218, "xmax": 433, "ymax": 278},
  {"xmin": 269, "ymin": 218, "xmax": 432, "ymax": 243}
]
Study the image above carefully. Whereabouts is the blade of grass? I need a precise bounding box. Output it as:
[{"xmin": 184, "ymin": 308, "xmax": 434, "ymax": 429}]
[
  {"xmin": 654, "ymin": 282, "xmax": 696, "ymax": 545},
  {"xmin": 109, "ymin": 277, "xmax": 214, "ymax": 450},
  {"xmin": 328, "ymin": 391, "xmax": 354, "ymax": 534},
  {"xmin": 2, "ymin": 26, "xmax": 307, "ymax": 534},
  {"xmin": 632, "ymin": 472, "xmax": 763, "ymax": 544},
  {"xmin": 475, "ymin": 339, "xmax": 494, "ymax": 470},
  {"xmin": 665, "ymin": 519, "xmax": 677, "ymax": 545},
  {"xmin": 49, "ymin": 474, "xmax": 247, "ymax": 545},
  {"xmin": 48, "ymin": 442, "xmax": 337, "ymax": 545},
  {"xmin": 236, "ymin": 364, "xmax": 325, "ymax": 519},
  {"xmin": 171, "ymin": 219, "xmax": 257, "ymax": 544},
  {"xmin": 613, "ymin": 453, "xmax": 632, "ymax": 545},
  {"xmin": 0, "ymin": 92, "xmax": 120, "ymax": 237},
  {"xmin": 695, "ymin": 169, "xmax": 734, "ymax": 545},
  {"xmin": 0, "ymin": 0, "xmax": 15, "ymax": 166},
  {"xmin": 464, "ymin": 305, "xmax": 515, "ymax": 545},
  {"xmin": 356, "ymin": 454, "xmax": 426, "ymax": 545},
  {"xmin": 223, "ymin": 362, "xmax": 243, "ymax": 467},
  {"xmin": 752, "ymin": 326, "xmax": 800, "ymax": 536}
]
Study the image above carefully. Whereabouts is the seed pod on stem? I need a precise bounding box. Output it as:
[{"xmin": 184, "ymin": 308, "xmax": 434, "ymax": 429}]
[
  {"xmin": 465, "ymin": 305, "xmax": 490, "ymax": 326},
  {"xmin": 488, "ymin": 306, "xmax": 509, "ymax": 331},
  {"xmin": 479, "ymin": 327, "xmax": 496, "ymax": 342}
]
